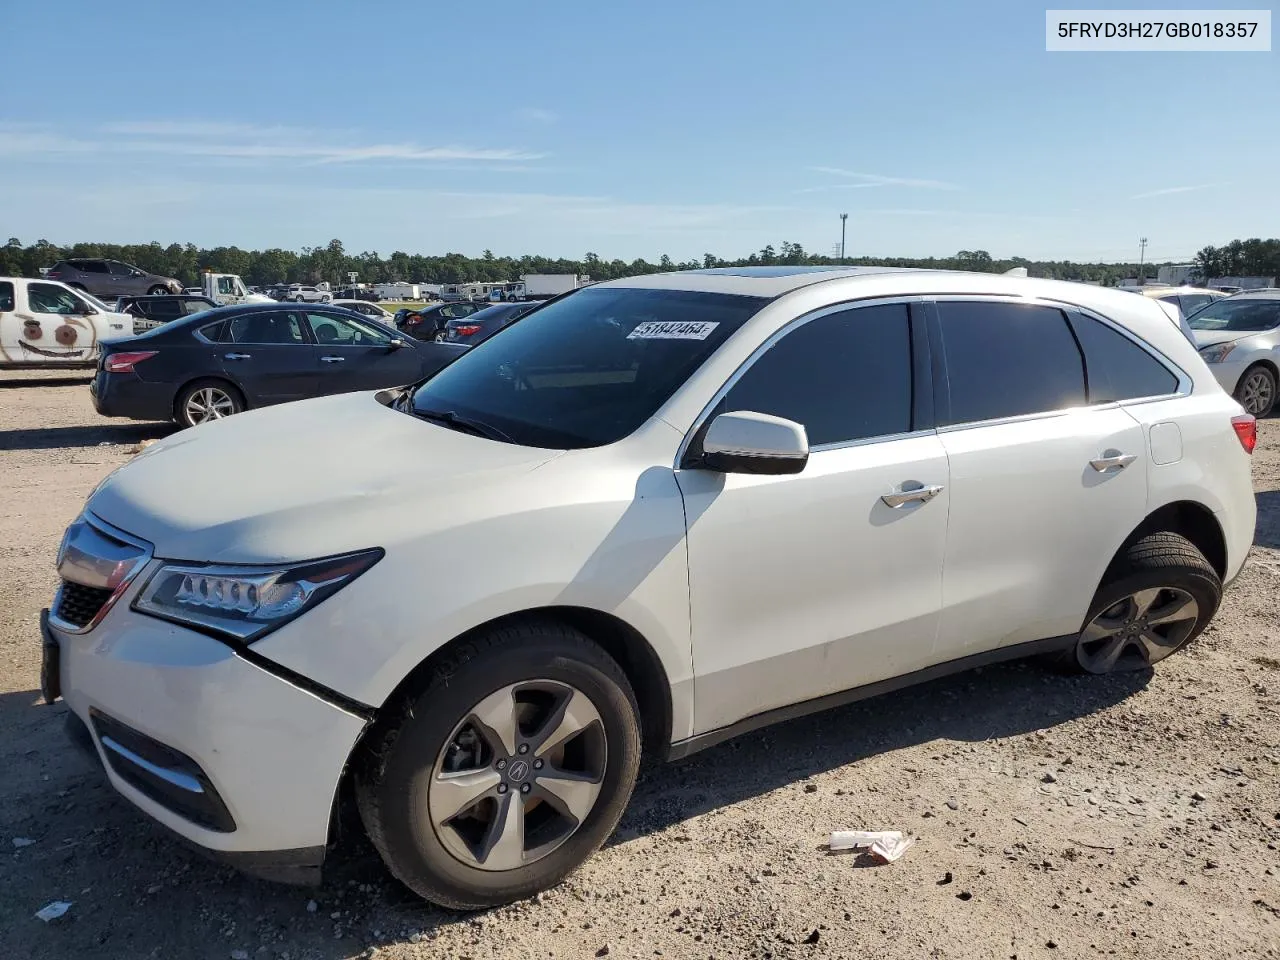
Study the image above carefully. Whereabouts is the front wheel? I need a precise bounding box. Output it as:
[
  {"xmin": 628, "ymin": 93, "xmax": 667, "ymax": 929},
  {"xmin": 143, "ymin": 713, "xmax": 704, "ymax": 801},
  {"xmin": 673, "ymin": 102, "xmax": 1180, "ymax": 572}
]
[
  {"xmin": 1071, "ymin": 532, "xmax": 1221, "ymax": 675},
  {"xmin": 355, "ymin": 622, "xmax": 641, "ymax": 909},
  {"xmin": 175, "ymin": 379, "xmax": 244, "ymax": 427},
  {"xmin": 147, "ymin": 285, "xmax": 170, "ymax": 296},
  {"xmin": 1235, "ymin": 365, "xmax": 1276, "ymax": 418}
]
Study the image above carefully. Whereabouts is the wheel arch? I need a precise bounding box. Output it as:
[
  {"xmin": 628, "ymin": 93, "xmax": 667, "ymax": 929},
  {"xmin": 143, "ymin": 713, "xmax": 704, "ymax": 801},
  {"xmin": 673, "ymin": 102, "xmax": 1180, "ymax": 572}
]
[
  {"xmin": 364, "ymin": 606, "xmax": 673, "ymax": 758},
  {"xmin": 1234, "ymin": 357, "xmax": 1278, "ymax": 395},
  {"xmin": 171, "ymin": 375, "xmax": 248, "ymax": 421},
  {"xmin": 1109, "ymin": 500, "xmax": 1227, "ymax": 581}
]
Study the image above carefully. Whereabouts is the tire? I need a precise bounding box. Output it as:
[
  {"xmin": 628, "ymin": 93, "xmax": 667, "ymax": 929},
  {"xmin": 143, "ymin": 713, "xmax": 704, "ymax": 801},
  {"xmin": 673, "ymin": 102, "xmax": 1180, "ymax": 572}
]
[
  {"xmin": 147, "ymin": 285, "xmax": 169, "ymax": 296},
  {"xmin": 1067, "ymin": 532, "xmax": 1221, "ymax": 675},
  {"xmin": 175, "ymin": 378, "xmax": 244, "ymax": 428},
  {"xmin": 1234, "ymin": 364, "xmax": 1276, "ymax": 418},
  {"xmin": 355, "ymin": 621, "xmax": 642, "ymax": 909},
  {"xmin": 293, "ymin": 295, "xmax": 305, "ymax": 302}
]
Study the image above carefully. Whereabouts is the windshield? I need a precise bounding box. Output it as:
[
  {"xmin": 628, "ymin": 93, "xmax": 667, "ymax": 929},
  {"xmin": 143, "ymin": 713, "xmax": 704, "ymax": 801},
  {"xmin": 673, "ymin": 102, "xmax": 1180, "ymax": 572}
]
[
  {"xmin": 1187, "ymin": 298, "xmax": 1280, "ymax": 332},
  {"xmin": 410, "ymin": 287, "xmax": 766, "ymax": 449}
]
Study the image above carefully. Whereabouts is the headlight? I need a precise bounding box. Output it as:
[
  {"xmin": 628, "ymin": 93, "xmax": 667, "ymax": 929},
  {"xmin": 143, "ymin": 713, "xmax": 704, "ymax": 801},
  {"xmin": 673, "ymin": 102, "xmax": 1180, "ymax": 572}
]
[
  {"xmin": 132, "ymin": 548, "xmax": 382, "ymax": 643},
  {"xmin": 1199, "ymin": 342, "xmax": 1237, "ymax": 364}
]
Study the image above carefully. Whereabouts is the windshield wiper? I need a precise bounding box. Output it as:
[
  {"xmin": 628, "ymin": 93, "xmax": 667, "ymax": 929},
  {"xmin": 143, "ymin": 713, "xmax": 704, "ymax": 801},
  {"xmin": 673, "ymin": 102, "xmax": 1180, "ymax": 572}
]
[{"xmin": 413, "ymin": 409, "xmax": 514, "ymax": 444}]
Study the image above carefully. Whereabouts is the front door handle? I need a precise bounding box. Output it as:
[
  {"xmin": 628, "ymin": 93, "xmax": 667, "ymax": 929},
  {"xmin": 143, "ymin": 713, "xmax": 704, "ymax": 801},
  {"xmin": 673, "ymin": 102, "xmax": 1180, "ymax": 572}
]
[
  {"xmin": 320, "ymin": 355, "xmax": 346, "ymax": 363},
  {"xmin": 223, "ymin": 352, "xmax": 251, "ymax": 360},
  {"xmin": 881, "ymin": 483, "xmax": 945, "ymax": 508},
  {"xmin": 1090, "ymin": 452, "xmax": 1138, "ymax": 472}
]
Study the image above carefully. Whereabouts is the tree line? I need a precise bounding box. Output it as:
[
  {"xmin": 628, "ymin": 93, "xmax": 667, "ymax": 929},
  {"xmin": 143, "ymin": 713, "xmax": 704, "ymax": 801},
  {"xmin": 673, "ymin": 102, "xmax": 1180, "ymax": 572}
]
[{"xmin": 2, "ymin": 236, "xmax": 1275, "ymax": 289}]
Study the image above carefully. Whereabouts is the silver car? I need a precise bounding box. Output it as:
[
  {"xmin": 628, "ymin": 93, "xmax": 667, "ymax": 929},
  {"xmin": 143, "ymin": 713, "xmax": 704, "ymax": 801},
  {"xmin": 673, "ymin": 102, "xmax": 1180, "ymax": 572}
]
[{"xmin": 1188, "ymin": 290, "xmax": 1280, "ymax": 417}]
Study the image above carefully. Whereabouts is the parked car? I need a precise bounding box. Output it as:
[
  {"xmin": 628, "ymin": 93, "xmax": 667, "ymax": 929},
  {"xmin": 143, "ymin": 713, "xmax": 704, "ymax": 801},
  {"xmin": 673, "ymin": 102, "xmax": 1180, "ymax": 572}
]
[
  {"xmin": 287, "ymin": 285, "xmax": 332, "ymax": 304},
  {"xmin": 1187, "ymin": 290, "xmax": 1280, "ymax": 417},
  {"xmin": 1124, "ymin": 285, "xmax": 1228, "ymax": 320},
  {"xmin": 0, "ymin": 277, "xmax": 131, "ymax": 366},
  {"xmin": 46, "ymin": 259, "xmax": 181, "ymax": 299},
  {"xmin": 44, "ymin": 267, "xmax": 1256, "ymax": 910},
  {"xmin": 115, "ymin": 294, "xmax": 218, "ymax": 334},
  {"xmin": 332, "ymin": 299, "xmax": 394, "ymax": 320},
  {"xmin": 89, "ymin": 302, "xmax": 464, "ymax": 427},
  {"xmin": 441, "ymin": 301, "xmax": 537, "ymax": 345},
  {"xmin": 396, "ymin": 301, "xmax": 482, "ymax": 340}
]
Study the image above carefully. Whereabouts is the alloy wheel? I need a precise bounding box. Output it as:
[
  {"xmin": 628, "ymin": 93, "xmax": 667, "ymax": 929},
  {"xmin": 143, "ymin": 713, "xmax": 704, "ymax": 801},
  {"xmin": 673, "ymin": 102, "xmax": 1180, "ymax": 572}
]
[
  {"xmin": 428, "ymin": 680, "xmax": 608, "ymax": 872},
  {"xmin": 184, "ymin": 387, "xmax": 235, "ymax": 424},
  {"xmin": 1239, "ymin": 370, "xmax": 1274, "ymax": 416},
  {"xmin": 1077, "ymin": 587, "xmax": 1200, "ymax": 673}
]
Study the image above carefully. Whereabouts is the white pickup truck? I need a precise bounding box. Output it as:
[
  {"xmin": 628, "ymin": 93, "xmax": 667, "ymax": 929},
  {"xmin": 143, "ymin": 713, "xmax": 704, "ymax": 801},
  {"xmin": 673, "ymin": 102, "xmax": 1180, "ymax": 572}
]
[
  {"xmin": 202, "ymin": 273, "xmax": 275, "ymax": 306},
  {"xmin": 0, "ymin": 277, "xmax": 132, "ymax": 367}
]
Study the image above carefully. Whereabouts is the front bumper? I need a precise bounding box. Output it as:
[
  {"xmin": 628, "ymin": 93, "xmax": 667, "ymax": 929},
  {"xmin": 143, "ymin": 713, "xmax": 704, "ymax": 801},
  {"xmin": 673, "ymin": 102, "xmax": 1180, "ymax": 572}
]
[{"xmin": 45, "ymin": 584, "xmax": 368, "ymax": 875}]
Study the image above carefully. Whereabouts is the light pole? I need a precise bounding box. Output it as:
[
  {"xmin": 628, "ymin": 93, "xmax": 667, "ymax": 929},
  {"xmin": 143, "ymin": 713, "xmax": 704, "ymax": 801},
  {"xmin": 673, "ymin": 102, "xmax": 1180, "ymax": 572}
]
[
  {"xmin": 1138, "ymin": 237, "xmax": 1148, "ymax": 286},
  {"xmin": 840, "ymin": 213, "xmax": 848, "ymax": 262}
]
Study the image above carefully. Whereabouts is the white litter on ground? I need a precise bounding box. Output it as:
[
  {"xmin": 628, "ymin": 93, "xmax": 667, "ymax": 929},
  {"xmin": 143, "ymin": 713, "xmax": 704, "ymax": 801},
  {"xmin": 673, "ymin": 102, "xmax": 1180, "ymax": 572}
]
[
  {"xmin": 828, "ymin": 830, "xmax": 917, "ymax": 863},
  {"xmin": 34, "ymin": 901, "xmax": 72, "ymax": 922}
]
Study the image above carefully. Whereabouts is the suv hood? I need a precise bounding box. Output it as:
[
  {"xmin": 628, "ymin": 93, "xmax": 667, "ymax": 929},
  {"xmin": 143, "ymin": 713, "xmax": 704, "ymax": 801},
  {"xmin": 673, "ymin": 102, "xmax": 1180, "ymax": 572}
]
[
  {"xmin": 1192, "ymin": 329, "xmax": 1255, "ymax": 347},
  {"xmin": 87, "ymin": 392, "xmax": 562, "ymax": 562}
]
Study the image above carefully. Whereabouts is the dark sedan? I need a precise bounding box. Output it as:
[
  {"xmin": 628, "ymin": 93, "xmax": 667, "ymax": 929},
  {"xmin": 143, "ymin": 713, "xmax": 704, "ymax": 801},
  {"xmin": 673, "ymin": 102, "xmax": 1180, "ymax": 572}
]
[
  {"xmin": 395, "ymin": 301, "xmax": 482, "ymax": 341},
  {"xmin": 92, "ymin": 303, "xmax": 465, "ymax": 427},
  {"xmin": 114, "ymin": 294, "xmax": 218, "ymax": 333},
  {"xmin": 442, "ymin": 301, "xmax": 537, "ymax": 345}
]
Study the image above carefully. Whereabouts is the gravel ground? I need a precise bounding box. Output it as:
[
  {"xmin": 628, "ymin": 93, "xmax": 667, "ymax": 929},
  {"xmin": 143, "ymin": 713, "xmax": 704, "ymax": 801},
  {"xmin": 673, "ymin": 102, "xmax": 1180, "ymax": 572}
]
[{"xmin": 1, "ymin": 369, "xmax": 1278, "ymax": 960}]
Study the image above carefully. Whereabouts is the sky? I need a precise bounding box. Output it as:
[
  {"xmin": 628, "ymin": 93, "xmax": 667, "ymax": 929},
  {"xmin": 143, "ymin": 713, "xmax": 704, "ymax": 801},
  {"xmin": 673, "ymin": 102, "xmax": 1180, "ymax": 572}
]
[{"xmin": 1, "ymin": 0, "xmax": 1276, "ymax": 264}]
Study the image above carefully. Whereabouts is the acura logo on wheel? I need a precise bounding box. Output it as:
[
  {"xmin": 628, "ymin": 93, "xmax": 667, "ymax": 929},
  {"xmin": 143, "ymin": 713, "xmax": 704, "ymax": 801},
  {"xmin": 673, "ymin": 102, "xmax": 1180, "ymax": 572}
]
[{"xmin": 507, "ymin": 760, "xmax": 530, "ymax": 782}]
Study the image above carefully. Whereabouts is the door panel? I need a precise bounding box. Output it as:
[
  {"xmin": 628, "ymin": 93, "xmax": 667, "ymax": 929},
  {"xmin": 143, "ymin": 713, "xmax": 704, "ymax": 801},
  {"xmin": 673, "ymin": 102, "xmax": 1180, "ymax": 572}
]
[
  {"xmin": 305, "ymin": 312, "xmax": 424, "ymax": 392},
  {"xmin": 216, "ymin": 311, "xmax": 318, "ymax": 405},
  {"xmin": 936, "ymin": 410, "xmax": 1147, "ymax": 656},
  {"xmin": 680, "ymin": 437, "xmax": 950, "ymax": 734}
]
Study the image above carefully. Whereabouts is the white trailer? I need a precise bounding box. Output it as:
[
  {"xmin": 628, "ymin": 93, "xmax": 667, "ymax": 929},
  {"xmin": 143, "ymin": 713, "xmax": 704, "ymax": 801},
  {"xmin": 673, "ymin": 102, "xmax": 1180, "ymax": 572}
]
[
  {"xmin": 374, "ymin": 282, "xmax": 420, "ymax": 301},
  {"xmin": 509, "ymin": 274, "xmax": 590, "ymax": 301}
]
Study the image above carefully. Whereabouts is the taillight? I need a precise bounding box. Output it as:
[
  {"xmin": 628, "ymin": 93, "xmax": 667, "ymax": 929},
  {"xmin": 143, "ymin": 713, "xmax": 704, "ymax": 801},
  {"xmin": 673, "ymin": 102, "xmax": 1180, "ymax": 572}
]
[
  {"xmin": 1231, "ymin": 413, "xmax": 1257, "ymax": 454},
  {"xmin": 453, "ymin": 324, "xmax": 481, "ymax": 336},
  {"xmin": 104, "ymin": 350, "xmax": 158, "ymax": 374}
]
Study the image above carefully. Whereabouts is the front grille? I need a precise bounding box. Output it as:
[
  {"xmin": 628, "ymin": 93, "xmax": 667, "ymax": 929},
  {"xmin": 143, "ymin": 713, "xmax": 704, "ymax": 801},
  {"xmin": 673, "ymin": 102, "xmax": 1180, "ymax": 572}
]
[{"xmin": 55, "ymin": 582, "xmax": 114, "ymax": 628}]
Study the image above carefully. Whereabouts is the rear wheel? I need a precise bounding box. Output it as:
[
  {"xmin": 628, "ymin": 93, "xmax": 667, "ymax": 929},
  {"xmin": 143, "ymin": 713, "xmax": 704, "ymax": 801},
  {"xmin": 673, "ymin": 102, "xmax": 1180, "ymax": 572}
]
[
  {"xmin": 175, "ymin": 379, "xmax": 243, "ymax": 427},
  {"xmin": 1235, "ymin": 365, "xmax": 1276, "ymax": 418},
  {"xmin": 355, "ymin": 622, "xmax": 642, "ymax": 909},
  {"xmin": 1071, "ymin": 532, "xmax": 1221, "ymax": 674}
]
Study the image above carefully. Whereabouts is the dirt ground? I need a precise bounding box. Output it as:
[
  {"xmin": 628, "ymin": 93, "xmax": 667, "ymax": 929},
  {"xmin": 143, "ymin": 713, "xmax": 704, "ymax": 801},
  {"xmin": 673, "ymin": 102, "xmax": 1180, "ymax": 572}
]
[{"xmin": 2, "ymin": 368, "xmax": 1278, "ymax": 960}]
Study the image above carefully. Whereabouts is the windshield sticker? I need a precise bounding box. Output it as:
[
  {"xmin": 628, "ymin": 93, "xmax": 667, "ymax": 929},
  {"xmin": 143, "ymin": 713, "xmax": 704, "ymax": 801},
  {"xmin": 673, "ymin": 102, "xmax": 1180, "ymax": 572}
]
[{"xmin": 627, "ymin": 320, "xmax": 719, "ymax": 341}]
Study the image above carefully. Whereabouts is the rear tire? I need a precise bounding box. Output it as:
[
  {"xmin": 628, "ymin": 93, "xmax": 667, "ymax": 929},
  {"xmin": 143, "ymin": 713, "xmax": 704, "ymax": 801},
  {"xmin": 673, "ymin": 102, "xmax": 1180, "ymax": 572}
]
[
  {"xmin": 175, "ymin": 378, "xmax": 244, "ymax": 428},
  {"xmin": 1235, "ymin": 364, "xmax": 1276, "ymax": 418},
  {"xmin": 355, "ymin": 621, "xmax": 642, "ymax": 909},
  {"xmin": 1067, "ymin": 532, "xmax": 1221, "ymax": 675}
]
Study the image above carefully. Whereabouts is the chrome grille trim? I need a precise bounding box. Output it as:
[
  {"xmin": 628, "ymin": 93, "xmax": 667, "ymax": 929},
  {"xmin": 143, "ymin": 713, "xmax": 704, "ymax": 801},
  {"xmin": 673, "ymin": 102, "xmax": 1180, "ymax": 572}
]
[{"xmin": 50, "ymin": 513, "xmax": 153, "ymax": 634}]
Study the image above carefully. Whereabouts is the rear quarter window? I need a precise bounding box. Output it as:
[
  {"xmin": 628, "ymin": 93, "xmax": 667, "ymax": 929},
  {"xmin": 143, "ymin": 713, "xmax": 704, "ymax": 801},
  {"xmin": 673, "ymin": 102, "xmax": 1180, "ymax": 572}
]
[
  {"xmin": 1067, "ymin": 313, "xmax": 1180, "ymax": 403},
  {"xmin": 0, "ymin": 281, "xmax": 14, "ymax": 311}
]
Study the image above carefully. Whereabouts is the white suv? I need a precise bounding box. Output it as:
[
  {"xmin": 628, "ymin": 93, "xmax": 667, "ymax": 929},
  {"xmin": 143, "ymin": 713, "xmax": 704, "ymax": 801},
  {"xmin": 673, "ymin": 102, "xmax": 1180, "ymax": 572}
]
[{"xmin": 44, "ymin": 267, "xmax": 1256, "ymax": 909}]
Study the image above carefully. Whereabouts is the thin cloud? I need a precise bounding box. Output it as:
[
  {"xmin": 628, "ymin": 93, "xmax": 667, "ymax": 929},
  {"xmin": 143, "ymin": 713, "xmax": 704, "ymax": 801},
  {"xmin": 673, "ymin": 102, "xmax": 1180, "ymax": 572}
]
[
  {"xmin": 0, "ymin": 121, "xmax": 544, "ymax": 165},
  {"xmin": 808, "ymin": 166, "xmax": 959, "ymax": 190},
  {"xmin": 516, "ymin": 108, "xmax": 558, "ymax": 123},
  {"xmin": 1130, "ymin": 182, "xmax": 1224, "ymax": 200}
]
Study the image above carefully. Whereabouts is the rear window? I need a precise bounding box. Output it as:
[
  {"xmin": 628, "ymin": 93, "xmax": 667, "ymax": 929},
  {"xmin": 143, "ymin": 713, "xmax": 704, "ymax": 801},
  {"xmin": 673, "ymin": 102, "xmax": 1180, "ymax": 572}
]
[
  {"xmin": 410, "ymin": 287, "xmax": 766, "ymax": 449},
  {"xmin": 1187, "ymin": 298, "xmax": 1280, "ymax": 332}
]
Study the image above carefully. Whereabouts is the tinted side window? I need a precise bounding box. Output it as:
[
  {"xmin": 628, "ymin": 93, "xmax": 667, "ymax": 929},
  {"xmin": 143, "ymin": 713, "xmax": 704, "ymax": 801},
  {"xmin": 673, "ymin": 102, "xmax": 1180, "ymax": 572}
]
[
  {"xmin": 226, "ymin": 312, "xmax": 306, "ymax": 344},
  {"xmin": 0, "ymin": 281, "xmax": 14, "ymax": 311},
  {"xmin": 108, "ymin": 261, "xmax": 134, "ymax": 276},
  {"xmin": 724, "ymin": 303, "xmax": 912, "ymax": 446},
  {"xmin": 937, "ymin": 301, "xmax": 1085, "ymax": 426},
  {"xmin": 76, "ymin": 260, "xmax": 109, "ymax": 274},
  {"xmin": 1068, "ymin": 313, "xmax": 1179, "ymax": 403}
]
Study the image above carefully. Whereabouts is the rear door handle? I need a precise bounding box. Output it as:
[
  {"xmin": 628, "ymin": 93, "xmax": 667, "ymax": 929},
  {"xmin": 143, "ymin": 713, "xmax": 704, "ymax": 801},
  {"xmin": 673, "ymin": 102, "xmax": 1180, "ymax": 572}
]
[
  {"xmin": 1089, "ymin": 452, "xmax": 1138, "ymax": 472},
  {"xmin": 223, "ymin": 352, "xmax": 251, "ymax": 360},
  {"xmin": 320, "ymin": 355, "xmax": 346, "ymax": 363},
  {"xmin": 881, "ymin": 483, "xmax": 945, "ymax": 508}
]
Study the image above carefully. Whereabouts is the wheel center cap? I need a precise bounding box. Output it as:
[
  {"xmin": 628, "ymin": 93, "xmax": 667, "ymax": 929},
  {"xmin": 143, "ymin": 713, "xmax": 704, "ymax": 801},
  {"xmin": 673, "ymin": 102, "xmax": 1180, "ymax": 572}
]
[{"xmin": 507, "ymin": 759, "xmax": 530, "ymax": 783}]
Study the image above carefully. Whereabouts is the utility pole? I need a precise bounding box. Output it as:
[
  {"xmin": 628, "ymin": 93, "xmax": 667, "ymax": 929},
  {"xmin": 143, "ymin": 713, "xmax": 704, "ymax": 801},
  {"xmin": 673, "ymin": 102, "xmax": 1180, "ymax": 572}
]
[
  {"xmin": 1138, "ymin": 237, "xmax": 1148, "ymax": 286},
  {"xmin": 840, "ymin": 213, "xmax": 848, "ymax": 262}
]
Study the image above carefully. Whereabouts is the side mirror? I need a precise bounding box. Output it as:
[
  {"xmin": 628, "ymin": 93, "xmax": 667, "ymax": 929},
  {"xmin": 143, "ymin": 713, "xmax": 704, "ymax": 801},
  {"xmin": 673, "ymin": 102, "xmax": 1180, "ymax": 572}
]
[{"xmin": 696, "ymin": 410, "xmax": 809, "ymax": 475}]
